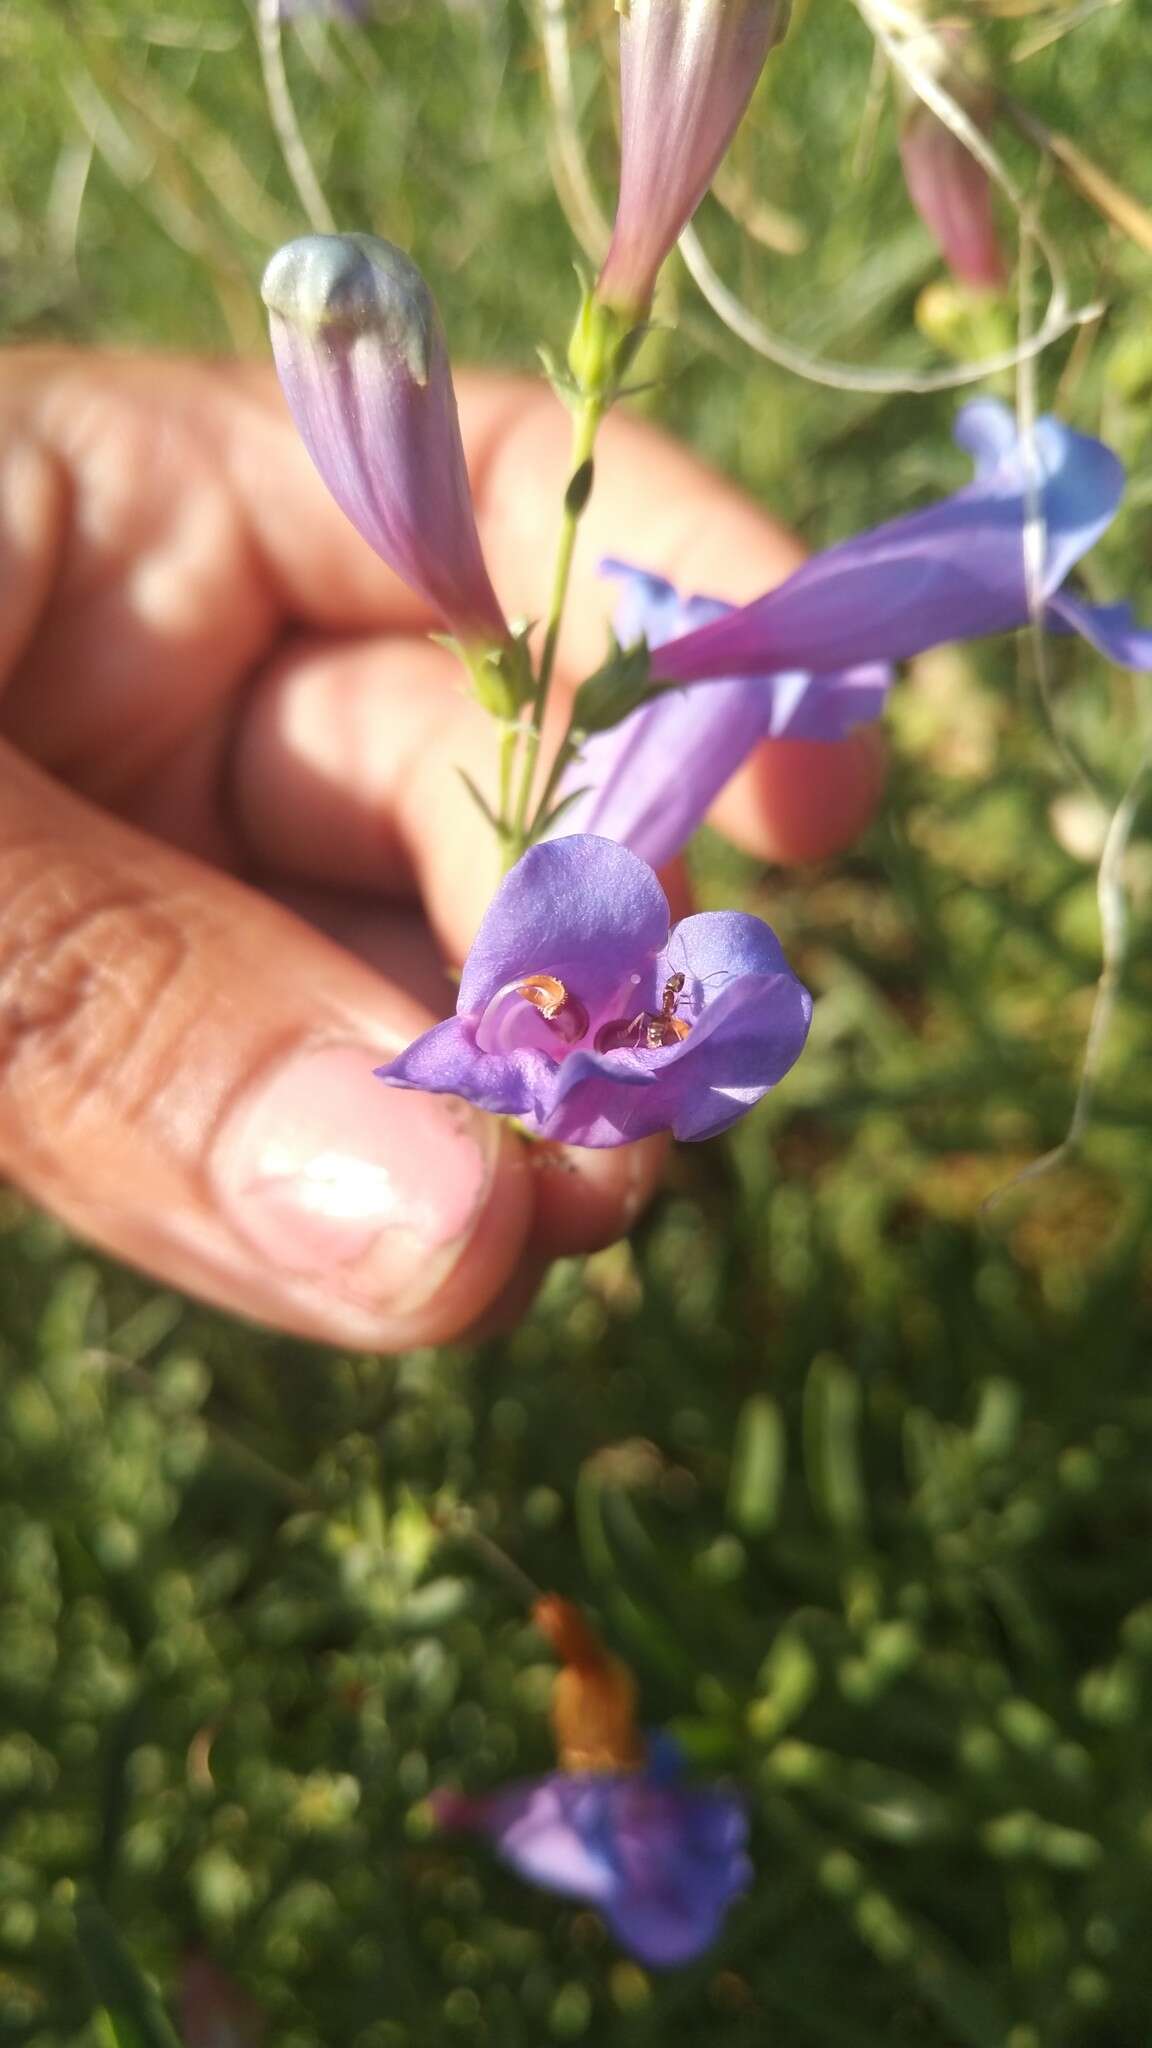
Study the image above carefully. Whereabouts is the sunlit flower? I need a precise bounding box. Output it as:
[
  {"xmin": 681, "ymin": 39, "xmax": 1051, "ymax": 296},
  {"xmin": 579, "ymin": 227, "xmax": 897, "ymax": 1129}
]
[
  {"xmin": 376, "ymin": 836, "xmax": 811, "ymax": 1146},
  {"xmin": 596, "ymin": 0, "xmax": 789, "ymax": 317},
  {"xmin": 262, "ymin": 233, "xmax": 507, "ymax": 648},
  {"xmin": 430, "ymin": 1597, "xmax": 750, "ymax": 1970},
  {"xmin": 648, "ymin": 400, "xmax": 1152, "ymax": 685},
  {"xmin": 550, "ymin": 562, "xmax": 889, "ymax": 869}
]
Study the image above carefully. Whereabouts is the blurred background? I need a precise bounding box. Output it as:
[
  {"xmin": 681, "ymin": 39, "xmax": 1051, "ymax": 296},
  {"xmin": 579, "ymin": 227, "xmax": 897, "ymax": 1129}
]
[{"xmin": 2, "ymin": 1, "xmax": 1152, "ymax": 2041}]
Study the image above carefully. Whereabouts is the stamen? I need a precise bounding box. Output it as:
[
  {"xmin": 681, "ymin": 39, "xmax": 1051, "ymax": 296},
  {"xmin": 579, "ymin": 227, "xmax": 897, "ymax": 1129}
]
[{"xmin": 516, "ymin": 973, "xmax": 589, "ymax": 1044}]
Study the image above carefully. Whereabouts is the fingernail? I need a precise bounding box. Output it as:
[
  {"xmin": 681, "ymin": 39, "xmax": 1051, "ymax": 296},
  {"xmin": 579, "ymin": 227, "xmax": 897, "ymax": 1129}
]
[{"xmin": 212, "ymin": 1043, "xmax": 495, "ymax": 1317}]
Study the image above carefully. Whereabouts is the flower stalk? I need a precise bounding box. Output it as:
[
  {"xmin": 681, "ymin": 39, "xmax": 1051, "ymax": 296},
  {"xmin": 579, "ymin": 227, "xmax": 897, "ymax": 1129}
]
[{"xmin": 503, "ymin": 291, "xmax": 646, "ymax": 868}]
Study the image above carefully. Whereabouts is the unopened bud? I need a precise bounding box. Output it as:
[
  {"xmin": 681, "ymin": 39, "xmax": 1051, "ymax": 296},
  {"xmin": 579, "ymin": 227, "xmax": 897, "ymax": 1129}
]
[
  {"xmin": 597, "ymin": 0, "xmax": 790, "ymax": 319},
  {"xmin": 262, "ymin": 233, "xmax": 508, "ymax": 646},
  {"xmin": 898, "ymin": 27, "xmax": 1007, "ymax": 292}
]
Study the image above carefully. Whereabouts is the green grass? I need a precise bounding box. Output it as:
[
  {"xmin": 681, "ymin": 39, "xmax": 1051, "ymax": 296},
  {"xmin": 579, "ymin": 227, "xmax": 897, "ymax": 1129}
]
[{"xmin": 3, "ymin": 1, "xmax": 1152, "ymax": 2041}]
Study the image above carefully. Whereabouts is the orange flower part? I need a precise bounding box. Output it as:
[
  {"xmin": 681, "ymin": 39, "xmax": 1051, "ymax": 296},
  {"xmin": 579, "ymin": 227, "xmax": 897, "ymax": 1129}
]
[{"xmin": 533, "ymin": 1594, "xmax": 645, "ymax": 1774}]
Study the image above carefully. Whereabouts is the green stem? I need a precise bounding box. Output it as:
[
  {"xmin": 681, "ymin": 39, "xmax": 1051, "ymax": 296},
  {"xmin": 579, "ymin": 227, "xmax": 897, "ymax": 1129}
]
[
  {"xmin": 497, "ymin": 719, "xmax": 518, "ymax": 842},
  {"xmin": 526, "ymin": 736, "xmax": 579, "ymax": 843},
  {"xmin": 505, "ymin": 389, "xmax": 605, "ymax": 867}
]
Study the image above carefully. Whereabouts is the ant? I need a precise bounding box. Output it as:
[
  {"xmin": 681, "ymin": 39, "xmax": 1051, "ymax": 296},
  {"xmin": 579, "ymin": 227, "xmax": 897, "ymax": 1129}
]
[{"xmin": 595, "ymin": 970, "xmax": 692, "ymax": 1054}]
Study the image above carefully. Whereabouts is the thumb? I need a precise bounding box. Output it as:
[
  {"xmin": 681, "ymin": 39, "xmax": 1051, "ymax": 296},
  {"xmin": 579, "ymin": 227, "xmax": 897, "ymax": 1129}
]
[{"xmin": 0, "ymin": 743, "xmax": 532, "ymax": 1348}]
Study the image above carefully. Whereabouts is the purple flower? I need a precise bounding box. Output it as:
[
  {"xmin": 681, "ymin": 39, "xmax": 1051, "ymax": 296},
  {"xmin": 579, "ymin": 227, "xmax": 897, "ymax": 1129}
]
[
  {"xmin": 431, "ymin": 1750, "xmax": 750, "ymax": 1970},
  {"xmin": 261, "ymin": 234, "xmax": 508, "ymax": 648},
  {"xmin": 650, "ymin": 400, "xmax": 1152, "ymax": 686},
  {"xmin": 597, "ymin": 0, "xmax": 789, "ymax": 317},
  {"xmin": 376, "ymin": 836, "xmax": 811, "ymax": 1146},
  {"xmin": 549, "ymin": 562, "xmax": 890, "ymax": 869}
]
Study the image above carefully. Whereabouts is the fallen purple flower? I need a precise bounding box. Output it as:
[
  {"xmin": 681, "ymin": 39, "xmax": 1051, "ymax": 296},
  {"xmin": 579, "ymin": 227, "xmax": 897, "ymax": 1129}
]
[
  {"xmin": 650, "ymin": 399, "xmax": 1152, "ymax": 686},
  {"xmin": 549, "ymin": 562, "xmax": 890, "ymax": 869},
  {"xmin": 431, "ymin": 1750, "xmax": 750, "ymax": 1970},
  {"xmin": 376, "ymin": 836, "xmax": 811, "ymax": 1146}
]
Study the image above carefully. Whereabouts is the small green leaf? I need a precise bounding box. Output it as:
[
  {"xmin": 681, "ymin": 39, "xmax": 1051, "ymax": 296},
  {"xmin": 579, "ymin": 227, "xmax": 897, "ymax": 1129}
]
[
  {"xmin": 75, "ymin": 1896, "xmax": 180, "ymax": 2048},
  {"xmin": 728, "ymin": 1394, "xmax": 786, "ymax": 1534}
]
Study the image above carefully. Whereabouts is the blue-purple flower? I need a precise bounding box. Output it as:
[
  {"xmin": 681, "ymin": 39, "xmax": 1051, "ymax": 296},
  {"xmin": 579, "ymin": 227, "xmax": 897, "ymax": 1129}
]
[
  {"xmin": 550, "ymin": 563, "xmax": 890, "ymax": 870},
  {"xmin": 432, "ymin": 1750, "xmax": 750, "ymax": 1971},
  {"xmin": 649, "ymin": 400, "xmax": 1152, "ymax": 685},
  {"xmin": 376, "ymin": 836, "xmax": 811, "ymax": 1147}
]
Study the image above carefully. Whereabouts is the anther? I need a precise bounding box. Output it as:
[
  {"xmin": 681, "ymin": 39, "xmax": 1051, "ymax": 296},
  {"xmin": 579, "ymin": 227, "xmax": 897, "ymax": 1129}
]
[{"xmin": 516, "ymin": 973, "xmax": 589, "ymax": 1045}]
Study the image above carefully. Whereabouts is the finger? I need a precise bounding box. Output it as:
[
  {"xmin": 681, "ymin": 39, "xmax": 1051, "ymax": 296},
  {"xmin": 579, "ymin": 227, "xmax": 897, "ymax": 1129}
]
[
  {"xmin": 528, "ymin": 1136, "xmax": 668, "ymax": 1260},
  {"xmin": 232, "ymin": 618, "xmax": 689, "ymax": 951},
  {"xmin": 716, "ymin": 726, "xmax": 889, "ymax": 865},
  {"xmin": 0, "ymin": 740, "xmax": 536, "ymax": 1351}
]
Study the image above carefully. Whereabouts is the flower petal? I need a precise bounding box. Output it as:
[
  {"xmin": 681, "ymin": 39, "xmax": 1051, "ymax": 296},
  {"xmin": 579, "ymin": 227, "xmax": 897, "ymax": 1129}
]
[
  {"xmin": 600, "ymin": 1779, "xmax": 750, "ymax": 1969},
  {"xmin": 457, "ymin": 837, "xmax": 670, "ymax": 1018},
  {"xmin": 471, "ymin": 1778, "xmax": 619, "ymax": 1905},
  {"xmin": 1046, "ymin": 589, "xmax": 1152, "ymax": 670},
  {"xmin": 537, "ymin": 911, "xmax": 811, "ymax": 1145},
  {"xmin": 444, "ymin": 1769, "xmax": 748, "ymax": 1969},
  {"xmin": 551, "ymin": 564, "xmax": 890, "ymax": 867},
  {"xmin": 953, "ymin": 402, "xmax": 1125, "ymax": 591},
  {"xmin": 375, "ymin": 1017, "xmax": 549, "ymax": 1122},
  {"xmin": 652, "ymin": 402, "xmax": 1129, "ymax": 682}
]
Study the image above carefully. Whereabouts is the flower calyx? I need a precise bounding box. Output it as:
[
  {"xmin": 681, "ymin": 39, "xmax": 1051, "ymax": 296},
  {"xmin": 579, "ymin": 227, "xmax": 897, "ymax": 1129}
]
[
  {"xmin": 455, "ymin": 626, "xmax": 536, "ymax": 721},
  {"xmin": 571, "ymin": 636, "xmax": 652, "ymax": 737}
]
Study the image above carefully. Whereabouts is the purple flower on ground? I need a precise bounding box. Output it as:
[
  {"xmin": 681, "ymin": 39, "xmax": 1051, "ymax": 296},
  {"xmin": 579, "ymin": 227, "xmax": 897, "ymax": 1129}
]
[
  {"xmin": 431, "ymin": 1745, "xmax": 750, "ymax": 1971},
  {"xmin": 261, "ymin": 234, "xmax": 507, "ymax": 648},
  {"xmin": 597, "ymin": 0, "xmax": 789, "ymax": 317},
  {"xmin": 650, "ymin": 400, "xmax": 1152, "ymax": 686},
  {"xmin": 549, "ymin": 562, "xmax": 890, "ymax": 869},
  {"xmin": 376, "ymin": 836, "xmax": 811, "ymax": 1146}
]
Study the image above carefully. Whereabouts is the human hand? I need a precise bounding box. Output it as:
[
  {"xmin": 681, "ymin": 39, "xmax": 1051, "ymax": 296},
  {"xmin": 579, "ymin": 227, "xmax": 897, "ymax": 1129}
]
[{"xmin": 0, "ymin": 353, "xmax": 883, "ymax": 1348}]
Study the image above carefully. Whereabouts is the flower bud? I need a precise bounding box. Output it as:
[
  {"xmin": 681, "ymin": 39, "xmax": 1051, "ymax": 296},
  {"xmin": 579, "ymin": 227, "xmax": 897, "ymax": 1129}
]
[
  {"xmin": 898, "ymin": 27, "xmax": 1007, "ymax": 292},
  {"xmin": 596, "ymin": 0, "xmax": 789, "ymax": 319},
  {"xmin": 262, "ymin": 233, "xmax": 508, "ymax": 646}
]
